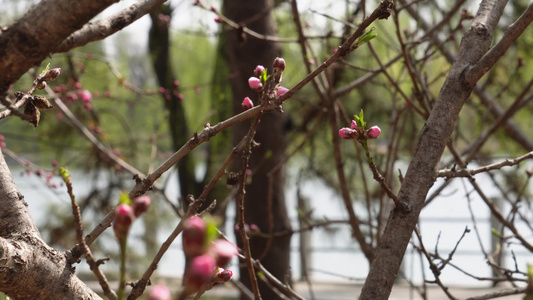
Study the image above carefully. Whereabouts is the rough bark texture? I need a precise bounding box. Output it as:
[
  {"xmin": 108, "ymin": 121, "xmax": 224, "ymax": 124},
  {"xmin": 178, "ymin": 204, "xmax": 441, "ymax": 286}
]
[
  {"xmin": 223, "ymin": 1, "xmax": 292, "ymax": 299},
  {"xmin": 0, "ymin": 150, "xmax": 101, "ymax": 299},
  {"xmin": 360, "ymin": 1, "xmax": 509, "ymax": 299},
  {"xmin": 0, "ymin": 0, "xmax": 119, "ymax": 90},
  {"xmin": 0, "ymin": 1, "xmax": 137, "ymax": 298}
]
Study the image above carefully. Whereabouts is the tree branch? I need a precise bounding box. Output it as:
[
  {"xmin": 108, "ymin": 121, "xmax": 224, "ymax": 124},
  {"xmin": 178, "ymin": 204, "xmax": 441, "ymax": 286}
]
[{"xmin": 360, "ymin": 1, "xmax": 510, "ymax": 298}]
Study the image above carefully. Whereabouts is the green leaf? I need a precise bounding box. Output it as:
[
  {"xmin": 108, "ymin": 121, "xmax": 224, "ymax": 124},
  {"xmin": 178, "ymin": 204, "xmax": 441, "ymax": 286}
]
[
  {"xmin": 357, "ymin": 27, "xmax": 377, "ymax": 46},
  {"xmin": 260, "ymin": 69, "xmax": 268, "ymax": 84},
  {"xmin": 119, "ymin": 192, "xmax": 131, "ymax": 206},
  {"xmin": 490, "ymin": 228, "xmax": 499, "ymax": 236},
  {"xmin": 354, "ymin": 109, "xmax": 366, "ymax": 130},
  {"xmin": 527, "ymin": 263, "xmax": 533, "ymax": 279}
]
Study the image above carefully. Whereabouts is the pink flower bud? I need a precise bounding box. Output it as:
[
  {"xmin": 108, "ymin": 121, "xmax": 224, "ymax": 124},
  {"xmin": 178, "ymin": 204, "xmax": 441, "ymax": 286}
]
[
  {"xmin": 242, "ymin": 97, "xmax": 254, "ymax": 111},
  {"xmin": 79, "ymin": 90, "xmax": 92, "ymax": 103},
  {"xmin": 210, "ymin": 239, "xmax": 238, "ymax": 268},
  {"xmin": 214, "ymin": 16, "xmax": 223, "ymax": 23},
  {"xmin": 132, "ymin": 195, "xmax": 151, "ymax": 217},
  {"xmin": 276, "ymin": 86, "xmax": 289, "ymax": 97},
  {"xmin": 43, "ymin": 68, "xmax": 61, "ymax": 81},
  {"xmin": 254, "ymin": 65, "xmax": 265, "ymax": 78},
  {"xmin": 339, "ymin": 127, "xmax": 357, "ymax": 140},
  {"xmin": 248, "ymin": 77, "xmax": 262, "ymax": 91},
  {"xmin": 365, "ymin": 126, "xmax": 381, "ymax": 139},
  {"xmin": 148, "ymin": 285, "xmax": 171, "ymax": 300},
  {"xmin": 184, "ymin": 254, "xmax": 216, "ymax": 293},
  {"xmin": 183, "ymin": 216, "xmax": 207, "ymax": 258},
  {"xmin": 273, "ymin": 57, "xmax": 286, "ymax": 71},
  {"xmin": 113, "ymin": 204, "xmax": 135, "ymax": 239},
  {"xmin": 350, "ymin": 120, "xmax": 358, "ymax": 130}
]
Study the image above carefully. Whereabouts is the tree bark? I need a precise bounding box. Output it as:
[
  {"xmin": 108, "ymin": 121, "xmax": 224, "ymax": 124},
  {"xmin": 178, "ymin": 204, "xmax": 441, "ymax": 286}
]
[
  {"xmin": 360, "ymin": 1, "xmax": 512, "ymax": 298},
  {"xmin": 0, "ymin": 0, "xmax": 119, "ymax": 90},
  {"xmin": 223, "ymin": 1, "xmax": 292, "ymax": 299},
  {"xmin": 0, "ymin": 149, "xmax": 100, "ymax": 299}
]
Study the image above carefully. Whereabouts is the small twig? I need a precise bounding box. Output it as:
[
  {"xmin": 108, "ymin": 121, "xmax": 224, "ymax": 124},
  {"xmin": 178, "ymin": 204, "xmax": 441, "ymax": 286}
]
[
  {"xmin": 413, "ymin": 228, "xmax": 458, "ymax": 300},
  {"xmin": 60, "ymin": 168, "xmax": 117, "ymax": 300},
  {"xmin": 236, "ymin": 109, "xmax": 266, "ymax": 300},
  {"xmin": 438, "ymin": 150, "xmax": 533, "ymax": 179}
]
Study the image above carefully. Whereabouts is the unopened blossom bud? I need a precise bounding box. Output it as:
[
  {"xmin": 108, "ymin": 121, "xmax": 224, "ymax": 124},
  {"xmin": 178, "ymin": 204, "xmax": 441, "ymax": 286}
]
[
  {"xmin": 210, "ymin": 239, "xmax": 238, "ymax": 268},
  {"xmin": 365, "ymin": 126, "xmax": 381, "ymax": 139},
  {"xmin": 276, "ymin": 86, "xmax": 289, "ymax": 97},
  {"xmin": 248, "ymin": 77, "xmax": 263, "ymax": 91},
  {"xmin": 272, "ymin": 57, "xmax": 286, "ymax": 71},
  {"xmin": 242, "ymin": 97, "xmax": 254, "ymax": 111},
  {"xmin": 43, "ymin": 68, "xmax": 61, "ymax": 81},
  {"xmin": 184, "ymin": 254, "xmax": 216, "ymax": 293},
  {"xmin": 183, "ymin": 216, "xmax": 207, "ymax": 258},
  {"xmin": 214, "ymin": 268, "xmax": 233, "ymax": 283},
  {"xmin": 132, "ymin": 195, "xmax": 151, "ymax": 217},
  {"xmin": 79, "ymin": 90, "xmax": 92, "ymax": 103},
  {"xmin": 254, "ymin": 65, "xmax": 265, "ymax": 78},
  {"xmin": 36, "ymin": 81, "xmax": 47, "ymax": 90},
  {"xmin": 148, "ymin": 285, "xmax": 171, "ymax": 300},
  {"xmin": 113, "ymin": 204, "xmax": 135, "ymax": 239},
  {"xmin": 350, "ymin": 120, "xmax": 358, "ymax": 130},
  {"xmin": 339, "ymin": 127, "xmax": 357, "ymax": 140}
]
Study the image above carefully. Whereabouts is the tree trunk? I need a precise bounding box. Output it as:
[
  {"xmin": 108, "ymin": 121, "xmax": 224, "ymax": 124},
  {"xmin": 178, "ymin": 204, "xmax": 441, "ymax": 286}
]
[
  {"xmin": 148, "ymin": 5, "xmax": 199, "ymax": 201},
  {"xmin": 0, "ymin": 150, "xmax": 100, "ymax": 299},
  {"xmin": 223, "ymin": 1, "xmax": 292, "ymax": 299}
]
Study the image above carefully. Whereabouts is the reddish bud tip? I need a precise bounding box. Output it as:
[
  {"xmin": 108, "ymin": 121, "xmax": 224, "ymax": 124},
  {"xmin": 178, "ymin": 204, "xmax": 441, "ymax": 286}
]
[
  {"xmin": 350, "ymin": 120, "xmax": 358, "ymax": 130},
  {"xmin": 79, "ymin": 90, "xmax": 92, "ymax": 103},
  {"xmin": 148, "ymin": 284, "xmax": 171, "ymax": 300},
  {"xmin": 211, "ymin": 239, "xmax": 238, "ymax": 268},
  {"xmin": 214, "ymin": 268, "xmax": 233, "ymax": 283},
  {"xmin": 276, "ymin": 86, "xmax": 289, "ymax": 97},
  {"xmin": 183, "ymin": 216, "xmax": 207, "ymax": 258},
  {"xmin": 132, "ymin": 195, "xmax": 151, "ymax": 217},
  {"xmin": 242, "ymin": 97, "xmax": 254, "ymax": 111},
  {"xmin": 254, "ymin": 65, "xmax": 266, "ymax": 78},
  {"xmin": 365, "ymin": 126, "xmax": 381, "ymax": 139},
  {"xmin": 113, "ymin": 204, "xmax": 135, "ymax": 239},
  {"xmin": 43, "ymin": 68, "xmax": 61, "ymax": 81},
  {"xmin": 248, "ymin": 77, "xmax": 263, "ymax": 91},
  {"xmin": 273, "ymin": 57, "xmax": 286, "ymax": 71},
  {"xmin": 184, "ymin": 254, "xmax": 216, "ymax": 293},
  {"xmin": 339, "ymin": 128, "xmax": 357, "ymax": 140}
]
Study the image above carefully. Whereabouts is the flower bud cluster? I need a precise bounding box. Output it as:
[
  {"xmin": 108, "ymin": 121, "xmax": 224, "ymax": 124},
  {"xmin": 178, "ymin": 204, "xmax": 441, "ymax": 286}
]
[
  {"xmin": 182, "ymin": 216, "xmax": 238, "ymax": 295},
  {"xmin": 339, "ymin": 119, "xmax": 381, "ymax": 140},
  {"xmin": 242, "ymin": 57, "xmax": 289, "ymax": 111},
  {"xmin": 112, "ymin": 195, "xmax": 152, "ymax": 240}
]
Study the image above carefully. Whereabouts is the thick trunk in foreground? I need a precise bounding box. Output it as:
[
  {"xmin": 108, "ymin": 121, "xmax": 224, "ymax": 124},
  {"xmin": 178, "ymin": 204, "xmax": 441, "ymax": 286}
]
[
  {"xmin": 0, "ymin": 150, "xmax": 100, "ymax": 299},
  {"xmin": 223, "ymin": 1, "xmax": 292, "ymax": 299}
]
